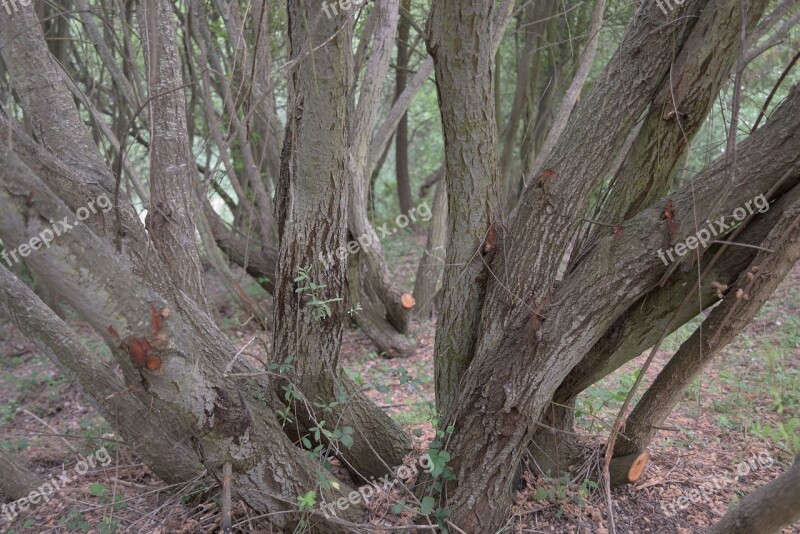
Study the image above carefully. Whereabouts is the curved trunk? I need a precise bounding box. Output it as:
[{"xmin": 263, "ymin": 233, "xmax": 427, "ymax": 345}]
[{"xmin": 347, "ymin": 0, "xmax": 414, "ymax": 336}]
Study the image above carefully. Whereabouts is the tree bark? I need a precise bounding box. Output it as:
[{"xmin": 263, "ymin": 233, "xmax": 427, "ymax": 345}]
[
  {"xmin": 427, "ymin": 0, "xmax": 502, "ymax": 413},
  {"xmin": 0, "ymin": 450, "xmax": 43, "ymax": 501},
  {"xmin": 413, "ymin": 180, "xmax": 447, "ymax": 319},
  {"xmin": 583, "ymin": 0, "xmax": 768, "ymax": 241},
  {"xmin": 613, "ymin": 181, "xmax": 800, "ymax": 463},
  {"xmin": 431, "ymin": 3, "xmax": 791, "ymax": 528},
  {"xmin": 140, "ymin": 0, "xmax": 209, "ymax": 311},
  {"xmin": 532, "ymin": 0, "xmax": 771, "ymax": 470},
  {"xmin": 273, "ymin": 0, "xmax": 410, "ymax": 480},
  {"xmin": 0, "ymin": 262, "xmax": 204, "ymax": 483},
  {"xmin": 349, "ymin": 253, "xmax": 416, "ymax": 359},
  {"xmin": 0, "ymin": 144, "xmax": 362, "ymax": 532},
  {"xmin": 395, "ymin": 0, "xmax": 414, "ymax": 214},
  {"xmin": 707, "ymin": 451, "xmax": 800, "ymax": 534},
  {"xmin": 347, "ymin": 0, "xmax": 415, "ymax": 336}
]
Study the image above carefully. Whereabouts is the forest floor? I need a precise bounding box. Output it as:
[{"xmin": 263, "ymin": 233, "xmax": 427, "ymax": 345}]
[{"xmin": 0, "ymin": 229, "xmax": 798, "ymax": 533}]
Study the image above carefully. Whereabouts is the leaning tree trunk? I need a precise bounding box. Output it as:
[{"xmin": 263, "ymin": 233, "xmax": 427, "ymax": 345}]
[
  {"xmin": 0, "ymin": 4, "xmax": 210, "ymax": 479},
  {"xmin": 347, "ymin": 0, "xmax": 417, "ymax": 340},
  {"xmin": 529, "ymin": 190, "xmax": 783, "ymax": 474},
  {"xmin": 612, "ymin": 180, "xmax": 800, "ymax": 465},
  {"xmin": 0, "ymin": 449, "xmax": 43, "ymax": 501},
  {"xmin": 0, "ymin": 145, "xmax": 364, "ymax": 533},
  {"xmin": 707, "ymin": 451, "xmax": 800, "ymax": 534},
  {"xmin": 0, "ymin": 262, "xmax": 204, "ymax": 483},
  {"xmin": 349, "ymin": 253, "xmax": 416, "ymax": 358},
  {"xmin": 272, "ymin": 0, "xmax": 410, "ymax": 481},
  {"xmin": 532, "ymin": 0, "xmax": 770, "ymax": 471}
]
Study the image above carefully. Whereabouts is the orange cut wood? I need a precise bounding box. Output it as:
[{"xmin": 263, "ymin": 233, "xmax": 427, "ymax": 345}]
[
  {"xmin": 145, "ymin": 355, "xmax": 163, "ymax": 371},
  {"xmin": 401, "ymin": 293, "xmax": 416, "ymax": 309}
]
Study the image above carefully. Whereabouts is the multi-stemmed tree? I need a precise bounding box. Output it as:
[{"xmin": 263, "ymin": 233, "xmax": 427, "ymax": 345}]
[{"xmin": 1, "ymin": 0, "xmax": 798, "ymax": 531}]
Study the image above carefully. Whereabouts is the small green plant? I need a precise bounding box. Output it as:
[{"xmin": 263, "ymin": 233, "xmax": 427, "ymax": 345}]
[
  {"xmin": 97, "ymin": 517, "xmax": 121, "ymax": 534},
  {"xmin": 89, "ymin": 483, "xmax": 126, "ymax": 512},
  {"xmin": 294, "ymin": 267, "xmax": 342, "ymax": 320},
  {"xmin": 297, "ymin": 490, "xmax": 317, "ymax": 512},
  {"xmin": 61, "ymin": 509, "xmax": 91, "ymax": 531},
  {"xmin": 750, "ymin": 418, "xmax": 800, "ymax": 454},
  {"xmin": 532, "ymin": 474, "xmax": 598, "ymax": 507}
]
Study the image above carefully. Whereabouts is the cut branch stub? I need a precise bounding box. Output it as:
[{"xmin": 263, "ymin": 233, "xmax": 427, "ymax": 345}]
[{"xmin": 608, "ymin": 451, "xmax": 650, "ymax": 486}]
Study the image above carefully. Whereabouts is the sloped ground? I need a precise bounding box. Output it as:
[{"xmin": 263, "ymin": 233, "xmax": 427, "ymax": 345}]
[{"xmin": 0, "ymin": 232, "xmax": 797, "ymax": 533}]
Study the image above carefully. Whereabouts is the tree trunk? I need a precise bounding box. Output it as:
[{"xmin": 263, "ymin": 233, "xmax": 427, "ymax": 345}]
[
  {"xmin": 613, "ymin": 181, "xmax": 800, "ymax": 463},
  {"xmin": 427, "ymin": 0, "xmax": 796, "ymax": 526},
  {"xmin": 413, "ymin": 180, "xmax": 447, "ymax": 319},
  {"xmin": 0, "ymin": 262, "xmax": 204, "ymax": 483},
  {"xmin": 427, "ymin": 0, "xmax": 502, "ymax": 413},
  {"xmin": 499, "ymin": 2, "xmax": 546, "ymax": 192},
  {"xmin": 395, "ymin": 0, "xmax": 414, "ymax": 214},
  {"xmin": 707, "ymin": 451, "xmax": 800, "ymax": 534},
  {"xmin": 441, "ymin": 79, "xmax": 799, "ymax": 529},
  {"xmin": 0, "ymin": 145, "xmax": 362, "ymax": 532},
  {"xmin": 0, "ymin": 450, "xmax": 43, "ymax": 501},
  {"xmin": 581, "ymin": 0, "xmax": 768, "ymax": 247},
  {"xmin": 347, "ymin": 0, "xmax": 414, "ymax": 336},
  {"xmin": 527, "ymin": 0, "xmax": 606, "ymax": 180},
  {"xmin": 140, "ymin": 0, "xmax": 209, "ymax": 311},
  {"xmin": 349, "ymin": 253, "xmax": 416, "ymax": 358},
  {"xmin": 273, "ymin": 0, "xmax": 410, "ymax": 480},
  {"xmin": 531, "ymin": 0, "xmax": 771, "ymax": 471}
]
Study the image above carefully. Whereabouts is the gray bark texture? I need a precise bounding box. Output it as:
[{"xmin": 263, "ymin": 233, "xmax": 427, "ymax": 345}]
[{"xmin": 273, "ymin": 0, "xmax": 410, "ymax": 480}]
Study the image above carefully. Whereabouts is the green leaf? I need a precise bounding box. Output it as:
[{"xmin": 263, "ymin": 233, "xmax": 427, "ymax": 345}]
[
  {"xmin": 391, "ymin": 500, "xmax": 406, "ymax": 515},
  {"xmin": 419, "ymin": 496, "xmax": 436, "ymax": 515},
  {"xmin": 297, "ymin": 490, "xmax": 317, "ymax": 512},
  {"xmin": 89, "ymin": 483, "xmax": 107, "ymax": 497},
  {"xmin": 533, "ymin": 487, "xmax": 549, "ymax": 500}
]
